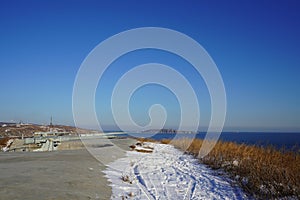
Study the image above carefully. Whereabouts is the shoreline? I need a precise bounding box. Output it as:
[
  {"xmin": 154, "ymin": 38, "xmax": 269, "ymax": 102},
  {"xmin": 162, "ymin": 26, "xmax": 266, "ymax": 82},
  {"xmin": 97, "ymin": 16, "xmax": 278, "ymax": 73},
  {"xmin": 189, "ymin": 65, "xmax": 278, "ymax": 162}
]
[{"xmin": 1, "ymin": 136, "xmax": 299, "ymax": 199}]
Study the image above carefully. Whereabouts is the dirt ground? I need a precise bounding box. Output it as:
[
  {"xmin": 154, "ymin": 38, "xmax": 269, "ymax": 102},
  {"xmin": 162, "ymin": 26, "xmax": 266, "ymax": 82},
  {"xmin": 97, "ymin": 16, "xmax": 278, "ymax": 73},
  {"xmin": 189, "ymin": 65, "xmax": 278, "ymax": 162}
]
[{"xmin": 0, "ymin": 138, "xmax": 135, "ymax": 200}]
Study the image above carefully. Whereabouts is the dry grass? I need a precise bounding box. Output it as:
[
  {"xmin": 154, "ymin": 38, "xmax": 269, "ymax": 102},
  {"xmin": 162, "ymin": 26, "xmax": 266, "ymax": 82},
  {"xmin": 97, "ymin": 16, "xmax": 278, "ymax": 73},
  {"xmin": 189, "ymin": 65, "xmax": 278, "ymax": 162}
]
[
  {"xmin": 121, "ymin": 174, "xmax": 130, "ymax": 183},
  {"xmin": 121, "ymin": 174, "xmax": 134, "ymax": 184},
  {"xmin": 0, "ymin": 137, "xmax": 11, "ymax": 146},
  {"xmin": 135, "ymin": 137, "xmax": 157, "ymax": 143},
  {"xmin": 169, "ymin": 138, "xmax": 300, "ymax": 199},
  {"xmin": 161, "ymin": 139, "xmax": 171, "ymax": 144}
]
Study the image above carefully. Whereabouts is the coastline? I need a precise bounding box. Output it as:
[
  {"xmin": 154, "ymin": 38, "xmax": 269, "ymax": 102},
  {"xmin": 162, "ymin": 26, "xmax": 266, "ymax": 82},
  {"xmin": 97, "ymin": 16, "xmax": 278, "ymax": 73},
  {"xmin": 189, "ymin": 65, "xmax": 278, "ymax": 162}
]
[{"xmin": 1, "ymin": 136, "xmax": 298, "ymax": 199}]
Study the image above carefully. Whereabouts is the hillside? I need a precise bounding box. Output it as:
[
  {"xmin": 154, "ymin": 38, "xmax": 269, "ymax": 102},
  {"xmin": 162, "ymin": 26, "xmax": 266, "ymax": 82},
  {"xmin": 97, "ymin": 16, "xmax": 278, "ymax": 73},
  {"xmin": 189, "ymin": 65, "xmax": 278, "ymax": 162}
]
[{"xmin": 0, "ymin": 123, "xmax": 79, "ymax": 138}]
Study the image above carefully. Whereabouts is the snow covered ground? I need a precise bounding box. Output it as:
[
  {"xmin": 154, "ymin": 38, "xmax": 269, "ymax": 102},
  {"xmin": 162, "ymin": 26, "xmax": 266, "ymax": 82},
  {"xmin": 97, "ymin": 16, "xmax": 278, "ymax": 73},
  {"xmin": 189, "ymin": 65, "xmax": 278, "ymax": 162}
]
[{"xmin": 104, "ymin": 142, "xmax": 250, "ymax": 200}]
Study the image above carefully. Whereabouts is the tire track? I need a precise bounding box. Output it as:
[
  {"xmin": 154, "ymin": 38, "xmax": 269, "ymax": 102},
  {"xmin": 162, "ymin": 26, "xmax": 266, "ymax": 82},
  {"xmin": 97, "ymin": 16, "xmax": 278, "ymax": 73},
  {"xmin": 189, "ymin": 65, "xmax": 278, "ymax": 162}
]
[{"xmin": 105, "ymin": 143, "xmax": 249, "ymax": 200}]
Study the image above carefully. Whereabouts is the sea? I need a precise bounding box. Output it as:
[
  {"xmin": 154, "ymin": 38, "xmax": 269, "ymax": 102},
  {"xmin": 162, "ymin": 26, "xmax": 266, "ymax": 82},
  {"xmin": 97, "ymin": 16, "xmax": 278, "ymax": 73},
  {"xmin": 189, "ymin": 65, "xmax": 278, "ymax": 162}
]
[{"xmin": 114, "ymin": 132, "xmax": 300, "ymax": 151}]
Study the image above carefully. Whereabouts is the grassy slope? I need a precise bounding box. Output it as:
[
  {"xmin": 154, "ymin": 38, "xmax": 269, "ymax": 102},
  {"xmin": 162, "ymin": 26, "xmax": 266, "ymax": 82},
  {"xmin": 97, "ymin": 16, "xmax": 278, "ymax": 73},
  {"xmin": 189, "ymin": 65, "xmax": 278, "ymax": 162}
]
[{"xmin": 139, "ymin": 137, "xmax": 300, "ymax": 199}]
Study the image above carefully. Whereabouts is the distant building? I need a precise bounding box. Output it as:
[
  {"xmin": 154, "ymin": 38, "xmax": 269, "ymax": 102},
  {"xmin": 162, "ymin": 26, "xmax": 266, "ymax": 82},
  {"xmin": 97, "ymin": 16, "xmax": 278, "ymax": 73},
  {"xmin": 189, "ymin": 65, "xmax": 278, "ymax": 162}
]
[{"xmin": 34, "ymin": 131, "xmax": 66, "ymax": 137}]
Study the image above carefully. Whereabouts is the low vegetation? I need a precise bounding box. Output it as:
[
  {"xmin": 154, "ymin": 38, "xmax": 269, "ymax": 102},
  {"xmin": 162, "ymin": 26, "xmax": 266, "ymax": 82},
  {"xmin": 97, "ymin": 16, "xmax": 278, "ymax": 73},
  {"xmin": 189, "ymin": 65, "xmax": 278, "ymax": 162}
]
[
  {"xmin": 137, "ymin": 137, "xmax": 299, "ymax": 198},
  {"xmin": 121, "ymin": 173, "xmax": 134, "ymax": 184},
  {"xmin": 165, "ymin": 138, "xmax": 300, "ymax": 199},
  {"xmin": 0, "ymin": 137, "xmax": 11, "ymax": 146}
]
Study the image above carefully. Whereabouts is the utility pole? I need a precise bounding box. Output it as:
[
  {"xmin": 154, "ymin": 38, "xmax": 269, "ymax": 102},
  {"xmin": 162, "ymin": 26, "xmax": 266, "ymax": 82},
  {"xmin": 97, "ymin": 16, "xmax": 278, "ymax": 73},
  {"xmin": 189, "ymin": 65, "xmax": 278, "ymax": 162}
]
[{"xmin": 50, "ymin": 116, "xmax": 53, "ymax": 127}]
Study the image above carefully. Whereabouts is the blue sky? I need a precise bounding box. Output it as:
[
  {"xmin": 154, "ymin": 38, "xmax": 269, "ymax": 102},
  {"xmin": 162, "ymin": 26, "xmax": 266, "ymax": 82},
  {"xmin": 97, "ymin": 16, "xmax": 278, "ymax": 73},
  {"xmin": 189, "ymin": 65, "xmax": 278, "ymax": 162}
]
[{"xmin": 0, "ymin": 0, "xmax": 299, "ymax": 131}]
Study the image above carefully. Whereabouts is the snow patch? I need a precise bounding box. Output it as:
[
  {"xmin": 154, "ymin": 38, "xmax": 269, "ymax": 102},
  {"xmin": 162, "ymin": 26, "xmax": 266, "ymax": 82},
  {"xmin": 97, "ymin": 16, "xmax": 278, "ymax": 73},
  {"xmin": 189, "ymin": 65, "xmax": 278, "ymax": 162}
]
[
  {"xmin": 2, "ymin": 139, "xmax": 14, "ymax": 152},
  {"xmin": 104, "ymin": 142, "xmax": 249, "ymax": 199}
]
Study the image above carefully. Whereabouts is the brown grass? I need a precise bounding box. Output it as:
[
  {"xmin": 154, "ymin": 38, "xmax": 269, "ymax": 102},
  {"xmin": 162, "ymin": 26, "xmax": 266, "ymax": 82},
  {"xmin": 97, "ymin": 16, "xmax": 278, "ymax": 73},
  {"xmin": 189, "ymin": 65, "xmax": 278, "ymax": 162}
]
[
  {"xmin": 135, "ymin": 137, "xmax": 157, "ymax": 143},
  {"xmin": 161, "ymin": 139, "xmax": 171, "ymax": 144},
  {"xmin": 0, "ymin": 137, "xmax": 11, "ymax": 146},
  {"xmin": 169, "ymin": 138, "xmax": 300, "ymax": 199},
  {"xmin": 121, "ymin": 174, "xmax": 133, "ymax": 184}
]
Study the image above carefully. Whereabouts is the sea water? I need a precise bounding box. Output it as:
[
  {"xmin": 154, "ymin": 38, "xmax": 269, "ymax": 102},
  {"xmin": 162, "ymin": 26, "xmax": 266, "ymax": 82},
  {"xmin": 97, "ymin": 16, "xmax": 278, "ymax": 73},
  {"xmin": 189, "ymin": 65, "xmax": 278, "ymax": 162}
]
[{"xmin": 116, "ymin": 132, "xmax": 300, "ymax": 150}]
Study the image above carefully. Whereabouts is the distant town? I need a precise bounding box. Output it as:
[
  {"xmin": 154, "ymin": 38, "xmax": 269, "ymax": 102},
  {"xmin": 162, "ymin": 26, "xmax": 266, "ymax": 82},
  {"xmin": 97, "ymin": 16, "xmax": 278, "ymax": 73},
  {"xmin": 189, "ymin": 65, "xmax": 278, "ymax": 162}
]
[
  {"xmin": 0, "ymin": 119, "xmax": 110, "ymax": 152},
  {"xmin": 142, "ymin": 129, "xmax": 196, "ymax": 134},
  {"xmin": 0, "ymin": 120, "xmax": 200, "ymax": 153}
]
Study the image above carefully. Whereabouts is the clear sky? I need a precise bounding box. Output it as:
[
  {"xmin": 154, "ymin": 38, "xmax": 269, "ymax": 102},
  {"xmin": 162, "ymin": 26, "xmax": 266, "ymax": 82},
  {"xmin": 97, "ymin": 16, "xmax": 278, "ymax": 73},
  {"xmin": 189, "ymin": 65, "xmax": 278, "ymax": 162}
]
[{"xmin": 0, "ymin": 0, "xmax": 299, "ymax": 131}]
